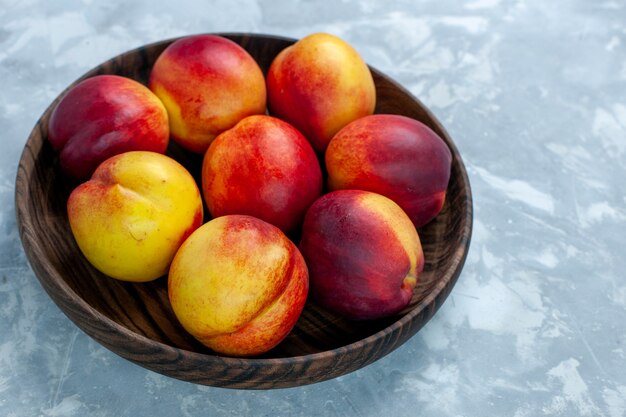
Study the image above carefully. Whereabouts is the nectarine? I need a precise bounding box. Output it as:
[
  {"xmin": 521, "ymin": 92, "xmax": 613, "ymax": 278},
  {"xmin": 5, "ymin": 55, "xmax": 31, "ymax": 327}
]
[
  {"xmin": 299, "ymin": 190, "xmax": 424, "ymax": 320},
  {"xmin": 67, "ymin": 151, "xmax": 203, "ymax": 282},
  {"xmin": 168, "ymin": 215, "xmax": 309, "ymax": 356},
  {"xmin": 149, "ymin": 34, "xmax": 266, "ymax": 153},
  {"xmin": 48, "ymin": 75, "xmax": 169, "ymax": 180},
  {"xmin": 202, "ymin": 115, "xmax": 322, "ymax": 234},
  {"xmin": 326, "ymin": 114, "xmax": 452, "ymax": 228},
  {"xmin": 267, "ymin": 33, "xmax": 376, "ymax": 153}
]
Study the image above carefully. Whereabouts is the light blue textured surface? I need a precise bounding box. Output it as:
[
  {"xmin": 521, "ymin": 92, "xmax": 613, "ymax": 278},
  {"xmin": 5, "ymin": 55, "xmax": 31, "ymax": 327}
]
[{"xmin": 2, "ymin": 0, "xmax": 626, "ymax": 415}]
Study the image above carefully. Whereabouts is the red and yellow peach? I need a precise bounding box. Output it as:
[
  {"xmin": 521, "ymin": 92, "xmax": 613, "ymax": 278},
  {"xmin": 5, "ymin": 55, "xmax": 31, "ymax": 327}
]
[
  {"xmin": 67, "ymin": 151, "xmax": 203, "ymax": 282},
  {"xmin": 48, "ymin": 75, "xmax": 169, "ymax": 180},
  {"xmin": 168, "ymin": 215, "xmax": 309, "ymax": 356},
  {"xmin": 326, "ymin": 114, "xmax": 452, "ymax": 228},
  {"xmin": 149, "ymin": 34, "xmax": 267, "ymax": 154},
  {"xmin": 299, "ymin": 190, "xmax": 424, "ymax": 320},
  {"xmin": 202, "ymin": 115, "xmax": 322, "ymax": 234},
  {"xmin": 267, "ymin": 32, "xmax": 376, "ymax": 154}
]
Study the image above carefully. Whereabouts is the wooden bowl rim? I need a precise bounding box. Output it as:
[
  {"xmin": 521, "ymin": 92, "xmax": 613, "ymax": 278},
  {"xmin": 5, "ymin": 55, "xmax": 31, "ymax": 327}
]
[{"xmin": 15, "ymin": 32, "xmax": 473, "ymax": 386}]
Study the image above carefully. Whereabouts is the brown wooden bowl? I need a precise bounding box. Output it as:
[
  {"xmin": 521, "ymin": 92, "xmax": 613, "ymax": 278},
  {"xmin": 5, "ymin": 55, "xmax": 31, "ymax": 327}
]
[{"xmin": 15, "ymin": 33, "xmax": 472, "ymax": 389}]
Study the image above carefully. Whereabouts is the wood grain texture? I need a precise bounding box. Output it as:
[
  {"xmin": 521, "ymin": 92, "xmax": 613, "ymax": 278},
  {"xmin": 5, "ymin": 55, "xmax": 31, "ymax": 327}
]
[{"xmin": 15, "ymin": 33, "xmax": 473, "ymax": 389}]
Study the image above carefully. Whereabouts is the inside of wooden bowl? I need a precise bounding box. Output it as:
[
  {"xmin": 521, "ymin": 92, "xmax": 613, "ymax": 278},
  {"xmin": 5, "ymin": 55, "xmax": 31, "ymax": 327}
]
[{"xmin": 16, "ymin": 33, "xmax": 472, "ymax": 388}]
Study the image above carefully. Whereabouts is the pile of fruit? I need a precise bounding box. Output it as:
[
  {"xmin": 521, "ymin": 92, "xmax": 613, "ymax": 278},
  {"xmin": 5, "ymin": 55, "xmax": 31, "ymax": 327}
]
[{"xmin": 48, "ymin": 33, "xmax": 452, "ymax": 357}]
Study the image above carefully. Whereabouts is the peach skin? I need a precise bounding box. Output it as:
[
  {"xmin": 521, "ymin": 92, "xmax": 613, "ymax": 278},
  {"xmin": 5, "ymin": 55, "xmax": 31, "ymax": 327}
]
[
  {"xmin": 168, "ymin": 215, "xmax": 309, "ymax": 356},
  {"xmin": 67, "ymin": 151, "xmax": 203, "ymax": 282},
  {"xmin": 48, "ymin": 75, "xmax": 169, "ymax": 180},
  {"xmin": 326, "ymin": 114, "xmax": 452, "ymax": 228},
  {"xmin": 299, "ymin": 190, "xmax": 424, "ymax": 321},
  {"xmin": 267, "ymin": 32, "xmax": 376, "ymax": 153},
  {"xmin": 149, "ymin": 34, "xmax": 266, "ymax": 154},
  {"xmin": 202, "ymin": 115, "xmax": 322, "ymax": 234}
]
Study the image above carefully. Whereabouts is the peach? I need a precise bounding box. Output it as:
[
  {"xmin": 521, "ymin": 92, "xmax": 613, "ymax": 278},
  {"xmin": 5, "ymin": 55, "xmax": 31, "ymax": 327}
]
[
  {"xmin": 326, "ymin": 114, "xmax": 452, "ymax": 228},
  {"xmin": 67, "ymin": 151, "xmax": 203, "ymax": 282},
  {"xmin": 168, "ymin": 215, "xmax": 308, "ymax": 356},
  {"xmin": 48, "ymin": 75, "xmax": 169, "ymax": 180},
  {"xmin": 267, "ymin": 32, "xmax": 376, "ymax": 153},
  {"xmin": 149, "ymin": 34, "xmax": 266, "ymax": 154},
  {"xmin": 202, "ymin": 115, "xmax": 322, "ymax": 234},
  {"xmin": 299, "ymin": 190, "xmax": 424, "ymax": 320}
]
